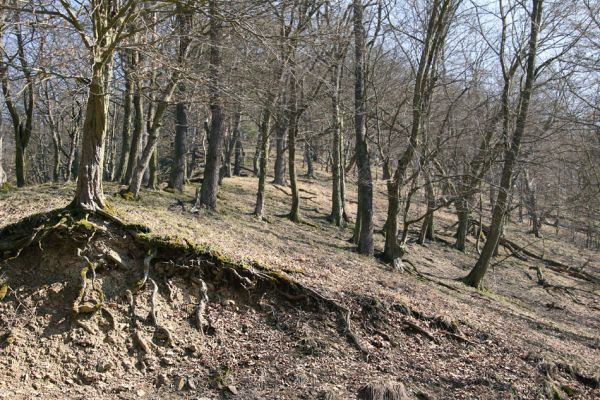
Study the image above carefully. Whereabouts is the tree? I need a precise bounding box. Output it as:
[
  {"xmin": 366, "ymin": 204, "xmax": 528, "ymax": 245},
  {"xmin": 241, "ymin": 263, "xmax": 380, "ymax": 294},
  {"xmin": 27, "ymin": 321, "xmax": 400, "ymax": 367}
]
[
  {"xmin": 383, "ymin": 0, "xmax": 460, "ymax": 266},
  {"xmin": 0, "ymin": 9, "xmax": 35, "ymax": 187},
  {"xmin": 462, "ymin": 0, "xmax": 544, "ymax": 289},
  {"xmin": 353, "ymin": 0, "xmax": 374, "ymax": 255},
  {"xmin": 195, "ymin": 0, "xmax": 226, "ymax": 210}
]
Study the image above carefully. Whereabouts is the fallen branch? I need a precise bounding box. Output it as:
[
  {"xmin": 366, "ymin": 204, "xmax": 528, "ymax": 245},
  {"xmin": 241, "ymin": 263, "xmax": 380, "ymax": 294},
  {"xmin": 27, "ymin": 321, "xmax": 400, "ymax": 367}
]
[{"xmin": 471, "ymin": 219, "xmax": 599, "ymax": 284}]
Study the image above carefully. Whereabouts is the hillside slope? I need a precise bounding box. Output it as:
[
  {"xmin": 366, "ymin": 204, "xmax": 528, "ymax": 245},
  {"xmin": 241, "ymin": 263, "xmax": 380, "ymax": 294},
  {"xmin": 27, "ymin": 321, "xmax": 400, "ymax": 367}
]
[{"xmin": 0, "ymin": 175, "xmax": 598, "ymax": 399}]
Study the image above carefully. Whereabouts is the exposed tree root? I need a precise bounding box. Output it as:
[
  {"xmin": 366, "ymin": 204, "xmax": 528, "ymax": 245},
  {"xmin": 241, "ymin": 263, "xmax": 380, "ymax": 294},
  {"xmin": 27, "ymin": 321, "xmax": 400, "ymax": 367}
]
[
  {"xmin": 531, "ymin": 354, "xmax": 600, "ymax": 390},
  {"xmin": 149, "ymin": 278, "xmax": 174, "ymax": 346},
  {"xmin": 404, "ymin": 319, "xmax": 437, "ymax": 342},
  {"xmin": 0, "ymin": 207, "xmax": 477, "ymax": 366},
  {"xmin": 194, "ymin": 278, "xmax": 209, "ymax": 333}
]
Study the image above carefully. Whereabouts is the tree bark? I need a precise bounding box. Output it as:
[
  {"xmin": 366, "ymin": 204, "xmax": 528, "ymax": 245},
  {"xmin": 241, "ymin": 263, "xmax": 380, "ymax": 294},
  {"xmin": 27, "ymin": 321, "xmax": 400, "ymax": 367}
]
[
  {"xmin": 330, "ymin": 61, "xmax": 345, "ymax": 226},
  {"xmin": 273, "ymin": 115, "xmax": 288, "ymax": 185},
  {"xmin": 169, "ymin": 100, "xmax": 188, "ymax": 191},
  {"xmin": 72, "ymin": 61, "xmax": 113, "ymax": 211},
  {"xmin": 418, "ymin": 172, "xmax": 436, "ymax": 244},
  {"xmin": 116, "ymin": 53, "xmax": 133, "ymax": 182},
  {"xmin": 0, "ymin": 128, "xmax": 5, "ymax": 185},
  {"xmin": 196, "ymin": 0, "xmax": 226, "ymax": 210},
  {"xmin": 253, "ymin": 108, "xmax": 272, "ymax": 218},
  {"xmin": 148, "ymin": 147, "xmax": 158, "ymax": 190},
  {"xmin": 353, "ymin": 0, "xmax": 374, "ymax": 255},
  {"xmin": 123, "ymin": 56, "xmax": 143, "ymax": 185},
  {"xmin": 288, "ymin": 111, "xmax": 300, "ymax": 222}
]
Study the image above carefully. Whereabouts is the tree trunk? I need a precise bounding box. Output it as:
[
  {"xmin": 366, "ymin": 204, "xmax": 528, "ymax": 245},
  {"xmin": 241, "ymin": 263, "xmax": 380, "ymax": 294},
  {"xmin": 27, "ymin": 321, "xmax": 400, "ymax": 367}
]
[
  {"xmin": 123, "ymin": 70, "xmax": 143, "ymax": 185},
  {"xmin": 72, "ymin": 62, "xmax": 113, "ymax": 211},
  {"xmin": 0, "ymin": 132, "xmax": 6, "ymax": 185},
  {"xmin": 462, "ymin": 0, "xmax": 543, "ymax": 289},
  {"xmin": 233, "ymin": 126, "xmax": 244, "ymax": 176},
  {"xmin": 116, "ymin": 57, "xmax": 133, "ymax": 182},
  {"xmin": 105, "ymin": 117, "xmax": 117, "ymax": 182},
  {"xmin": 148, "ymin": 147, "xmax": 158, "ymax": 190},
  {"xmin": 169, "ymin": 100, "xmax": 188, "ymax": 192},
  {"xmin": 196, "ymin": 0, "xmax": 225, "ymax": 210},
  {"xmin": 14, "ymin": 139, "xmax": 26, "ymax": 187},
  {"xmin": 168, "ymin": 10, "xmax": 192, "ymax": 191},
  {"xmin": 221, "ymin": 111, "xmax": 239, "ymax": 181},
  {"xmin": 418, "ymin": 173, "xmax": 435, "ymax": 244},
  {"xmin": 273, "ymin": 117, "xmax": 288, "ymax": 185},
  {"xmin": 253, "ymin": 108, "xmax": 272, "ymax": 218},
  {"xmin": 455, "ymin": 198, "xmax": 470, "ymax": 251},
  {"xmin": 288, "ymin": 112, "xmax": 300, "ymax": 222},
  {"xmin": 66, "ymin": 124, "xmax": 80, "ymax": 182},
  {"xmin": 383, "ymin": 0, "xmax": 457, "ymax": 264},
  {"xmin": 304, "ymin": 142, "xmax": 315, "ymax": 178},
  {"xmin": 330, "ymin": 62, "xmax": 345, "ymax": 227},
  {"xmin": 353, "ymin": 0, "xmax": 374, "ymax": 255}
]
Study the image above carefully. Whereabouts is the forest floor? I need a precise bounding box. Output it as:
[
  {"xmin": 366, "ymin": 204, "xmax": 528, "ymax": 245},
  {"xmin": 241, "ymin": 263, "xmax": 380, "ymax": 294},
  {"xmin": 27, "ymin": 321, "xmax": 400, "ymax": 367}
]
[{"xmin": 0, "ymin": 173, "xmax": 598, "ymax": 399}]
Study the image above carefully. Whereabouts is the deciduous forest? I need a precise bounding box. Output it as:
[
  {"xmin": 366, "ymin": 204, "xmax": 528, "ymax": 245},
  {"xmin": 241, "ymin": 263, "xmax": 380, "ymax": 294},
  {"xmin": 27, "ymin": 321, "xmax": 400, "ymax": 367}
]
[{"xmin": 0, "ymin": 0, "xmax": 599, "ymax": 398}]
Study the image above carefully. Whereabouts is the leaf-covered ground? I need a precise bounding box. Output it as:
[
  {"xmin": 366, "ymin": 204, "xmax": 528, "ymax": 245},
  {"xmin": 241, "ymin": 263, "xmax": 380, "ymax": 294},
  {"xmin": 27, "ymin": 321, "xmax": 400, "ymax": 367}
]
[{"xmin": 0, "ymin": 175, "xmax": 598, "ymax": 399}]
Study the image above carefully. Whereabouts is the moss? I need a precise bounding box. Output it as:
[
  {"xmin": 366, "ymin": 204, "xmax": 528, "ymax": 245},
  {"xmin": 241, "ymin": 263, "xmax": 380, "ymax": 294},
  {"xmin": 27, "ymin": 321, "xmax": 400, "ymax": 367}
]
[
  {"xmin": 75, "ymin": 219, "xmax": 96, "ymax": 231},
  {"xmin": 0, "ymin": 182, "xmax": 14, "ymax": 192},
  {"xmin": 282, "ymin": 267, "xmax": 306, "ymax": 275},
  {"xmin": 0, "ymin": 284, "xmax": 8, "ymax": 301},
  {"xmin": 135, "ymin": 233, "xmax": 188, "ymax": 252},
  {"xmin": 118, "ymin": 191, "xmax": 138, "ymax": 201},
  {"xmin": 267, "ymin": 269, "xmax": 294, "ymax": 283}
]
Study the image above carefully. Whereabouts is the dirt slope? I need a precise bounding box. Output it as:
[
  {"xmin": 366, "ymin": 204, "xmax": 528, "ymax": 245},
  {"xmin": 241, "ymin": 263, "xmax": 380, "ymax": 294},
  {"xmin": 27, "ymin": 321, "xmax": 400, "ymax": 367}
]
[{"xmin": 0, "ymin": 176, "xmax": 598, "ymax": 399}]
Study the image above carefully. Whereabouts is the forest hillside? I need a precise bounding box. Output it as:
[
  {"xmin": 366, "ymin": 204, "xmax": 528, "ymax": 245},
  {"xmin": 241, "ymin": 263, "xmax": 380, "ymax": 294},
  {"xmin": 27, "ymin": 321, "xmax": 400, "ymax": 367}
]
[
  {"xmin": 0, "ymin": 175, "xmax": 598, "ymax": 399},
  {"xmin": 1, "ymin": 0, "xmax": 599, "ymax": 399}
]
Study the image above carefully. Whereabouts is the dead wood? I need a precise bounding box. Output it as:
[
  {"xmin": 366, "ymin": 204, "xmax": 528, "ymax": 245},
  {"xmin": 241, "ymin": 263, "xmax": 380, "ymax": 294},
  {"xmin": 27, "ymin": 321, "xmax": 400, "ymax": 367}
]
[
  {"xmin": 404, "ymin": 319, "xmax": 436, "ymax": 342},
  {"xmin": 470, "ymin": 219, "xmax": 599, "ymax": 284}
]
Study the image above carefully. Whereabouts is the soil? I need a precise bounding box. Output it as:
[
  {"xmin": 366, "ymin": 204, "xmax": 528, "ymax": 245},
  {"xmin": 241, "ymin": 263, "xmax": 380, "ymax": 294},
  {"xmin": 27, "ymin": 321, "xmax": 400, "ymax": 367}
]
[{"xmin": 0, "ymin": 176, "xmax": 598, "ymax": 399}]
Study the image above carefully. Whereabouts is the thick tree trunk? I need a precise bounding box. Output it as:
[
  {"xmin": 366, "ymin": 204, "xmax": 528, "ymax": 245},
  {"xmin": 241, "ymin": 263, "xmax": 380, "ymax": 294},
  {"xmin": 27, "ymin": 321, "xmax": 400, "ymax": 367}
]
[
  {"xmin": 148, "ymin": 147, "xmax": 158, "ymax": 190},
  {"xmin": 15, "ymin": 141, "xmax": 26, "ymax": 187},
  {"xmin": 463, "ymin": 0, "xmax": 543, "ymax": 289},
  {"xmin": 196, "ymin": 0, "xmax": 225, "ymax": 210},
  {"xmin": 72, "ymin": 62, "xmax": 112, "ymax": 211},
  {"xmin": 353, "ymin": 0, "xmax": 374, "ymax": 255},
  {"xmin": 169, "ymin": 101, "xmax": 188, "ymax": 191}
]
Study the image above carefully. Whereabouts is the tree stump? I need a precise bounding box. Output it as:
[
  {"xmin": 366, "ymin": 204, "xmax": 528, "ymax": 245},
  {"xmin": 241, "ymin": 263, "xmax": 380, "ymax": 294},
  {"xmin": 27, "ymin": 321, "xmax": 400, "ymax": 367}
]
[{"xmin": 357, "ymin": 381, "xmax": 411, "ymax": 400}]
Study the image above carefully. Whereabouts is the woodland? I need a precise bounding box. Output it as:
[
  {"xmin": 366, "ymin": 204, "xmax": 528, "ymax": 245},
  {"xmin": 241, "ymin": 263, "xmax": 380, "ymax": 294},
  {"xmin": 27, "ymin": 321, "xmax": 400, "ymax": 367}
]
[{"xmin": 0, "ymin": 0, "xmax": 599, "ymax": 399}]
